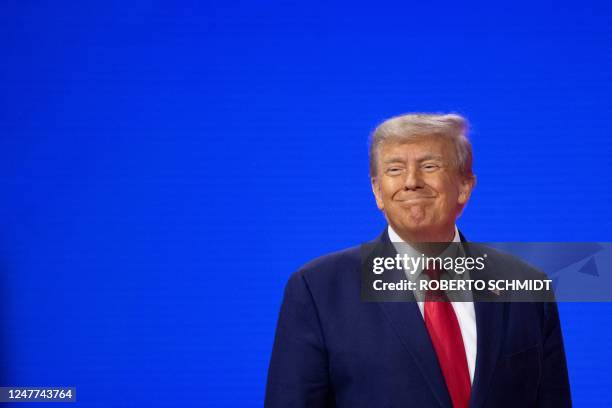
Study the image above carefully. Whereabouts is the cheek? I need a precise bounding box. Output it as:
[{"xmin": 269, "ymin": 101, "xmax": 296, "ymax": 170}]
[
  {"xmin": 428, "ymin": 192, "xmax": 456, "ymax": 218},
  {"xmin": 382, "ymin": 182, "xmax": 400, "ymax": 200}
]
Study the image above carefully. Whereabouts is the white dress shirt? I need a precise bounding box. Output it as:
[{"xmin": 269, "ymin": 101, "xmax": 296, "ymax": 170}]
[{"xmin": 387, "ymin": 225, "xmax": 477, "ymax": 384}]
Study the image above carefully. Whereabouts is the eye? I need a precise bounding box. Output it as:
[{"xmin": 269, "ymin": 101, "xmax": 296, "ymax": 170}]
[
  {"xmin": 385, "ymin": 167, "xmax": 404, "ymax": 176},
  {"xmin": 422, "ymin": 163, "xmax": 441, "ymax": 172}
]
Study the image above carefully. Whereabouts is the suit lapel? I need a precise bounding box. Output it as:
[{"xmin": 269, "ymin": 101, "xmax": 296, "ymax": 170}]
[
  {"xmin": 464, "ymin": 242, "xmax": 507, "ymax": 408},
  {"xmin": 367, "ymin": 230, "xmax": 451, "ymax": 408},
  {"xmin": 469, "ymin": 301, "xmax": 505, "ymax": 408},
  {"xmin": 368, "ymin": 229, "xmax": 508, "ymax": 408},
  {"xmin": 378, "ymin": 301, "xmax": 452, "ymax": 408}
]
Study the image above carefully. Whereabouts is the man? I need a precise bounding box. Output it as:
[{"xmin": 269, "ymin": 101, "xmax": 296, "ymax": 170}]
[{"xmin": 265, "ymin": 113, "xmax": 571, "ymax": 407}]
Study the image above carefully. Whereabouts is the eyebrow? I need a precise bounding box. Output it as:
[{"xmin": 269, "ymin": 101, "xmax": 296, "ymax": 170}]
[
  {"xmin": 418, "ymin": 154, "xmax": 444, "ymax": 161},
  {"xmin": 382, "ymin": 154, "xmax": 444, "ymax": 164},
  {"xmin": 382, "ymin": 157, "xmax": 405, "ymax": 164}
]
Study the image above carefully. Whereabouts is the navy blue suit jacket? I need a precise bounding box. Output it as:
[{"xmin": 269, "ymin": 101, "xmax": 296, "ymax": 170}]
[{"xmin": 265, "ymin": 230, "xmax": 571, "ymax": 407}]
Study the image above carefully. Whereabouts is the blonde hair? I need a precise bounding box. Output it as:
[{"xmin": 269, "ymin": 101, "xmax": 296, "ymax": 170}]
[{"xmin": 369, "ymin": 113, "xmax": 473, "ymax": 178}]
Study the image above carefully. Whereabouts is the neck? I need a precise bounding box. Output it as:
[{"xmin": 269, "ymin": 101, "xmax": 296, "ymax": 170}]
[
  {"xmin": 390, "ymin": 225, "xmax": 455, "ymax": 256},
  {"xmin": 391, "ymin": 224, "xmax": 455, "ymax": 244}
]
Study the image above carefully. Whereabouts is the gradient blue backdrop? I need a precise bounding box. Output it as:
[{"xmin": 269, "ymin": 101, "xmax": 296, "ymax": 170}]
[{"xmin": 1, "ymin": 1, "xmax": 612, "ymax": 407}]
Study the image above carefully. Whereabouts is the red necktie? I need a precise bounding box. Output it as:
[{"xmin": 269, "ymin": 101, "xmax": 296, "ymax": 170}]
[{"xmin": 424, "ymin": 268, "xmax": 471, "ymax": 408}]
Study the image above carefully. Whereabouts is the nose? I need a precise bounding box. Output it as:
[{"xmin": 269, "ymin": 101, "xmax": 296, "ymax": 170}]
[{"xmin": 403, "ymin": 166, "xmax": 424, "ymax": 190}]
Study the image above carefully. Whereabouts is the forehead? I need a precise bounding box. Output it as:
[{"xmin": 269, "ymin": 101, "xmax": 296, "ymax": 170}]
[{"xmin": 378, "ymin": 136, "xmax": 455, "ymax": 160}]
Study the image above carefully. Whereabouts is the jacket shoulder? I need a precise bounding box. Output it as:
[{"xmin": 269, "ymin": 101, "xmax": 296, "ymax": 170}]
[
  {"xmin": 286, "ymin": 244, "xmax": 365, "ymax": 293},
  {"xmin": 301, "ymin": 245, "xmax": 362, "ymax": 272},
  {"xmin": 472, "ymin": 244, "xmax": 550, "ymax": 280}
]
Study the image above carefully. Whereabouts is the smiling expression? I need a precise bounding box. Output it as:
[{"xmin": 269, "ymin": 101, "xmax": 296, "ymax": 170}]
[{"xmin": 371, "ymin": 137, "xmax": 475, "ymax": 242}]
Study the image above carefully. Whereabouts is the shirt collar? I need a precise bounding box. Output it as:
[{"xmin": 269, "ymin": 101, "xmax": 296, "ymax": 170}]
[
  {"xmin": 387, "ymin": 225, "xmax": 461, "ymax": 245},
  {"xmin": 387, "ymin": 224, "xmax": 462, "ymax": 278}
]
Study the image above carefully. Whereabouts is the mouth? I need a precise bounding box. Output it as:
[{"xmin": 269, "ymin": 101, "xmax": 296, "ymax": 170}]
[{"xmin": 395, "ymin": 197, "xmax": 435, "ymax": 204}]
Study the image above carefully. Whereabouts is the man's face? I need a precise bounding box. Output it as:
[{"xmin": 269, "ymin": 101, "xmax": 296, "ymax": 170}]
[{"xmin": 371, "ymin": 137, "xmax": 474, "ymax": 242}]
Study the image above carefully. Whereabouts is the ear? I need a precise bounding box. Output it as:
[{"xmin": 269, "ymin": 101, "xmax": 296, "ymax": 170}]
[
  {"xmin": 371, "ymin": 177, "xmax": 384, "ymax": 210},
  {"xmin": 457, "ymin": 174, "xmax": 476, "ymax": 206}
]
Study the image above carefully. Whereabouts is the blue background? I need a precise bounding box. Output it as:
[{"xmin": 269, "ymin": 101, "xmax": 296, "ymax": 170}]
[{"xmin": 1, "ymin": 1, "xmax": 612, "ymax": 406}]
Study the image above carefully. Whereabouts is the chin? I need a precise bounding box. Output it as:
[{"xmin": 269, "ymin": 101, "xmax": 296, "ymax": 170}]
[
  {"xmin": 397, "ymin": 223, "xmax": 435, "ymax": 237},
  {"xmin": 401, "ymin": 217, "xmax": 433, "ymax": 230}
]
